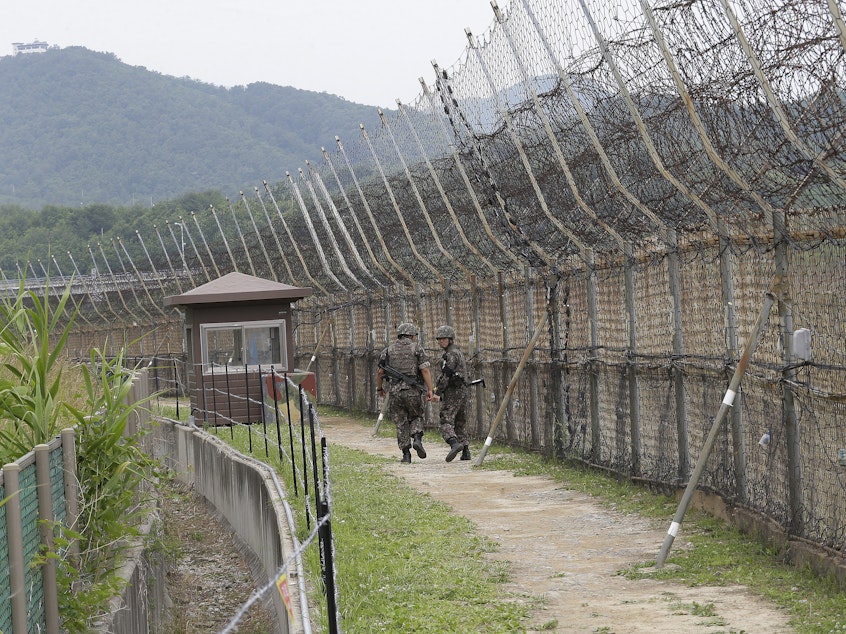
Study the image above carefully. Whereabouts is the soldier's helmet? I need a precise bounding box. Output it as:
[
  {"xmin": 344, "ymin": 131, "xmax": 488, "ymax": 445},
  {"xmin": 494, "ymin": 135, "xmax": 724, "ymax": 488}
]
[
  {"xmin": 435, "ymin": 325, "xmax": 456, "ymax": 340},
  {"xmin": 397, "ymin": 322, "xmax": 418, "ymax": 337}
]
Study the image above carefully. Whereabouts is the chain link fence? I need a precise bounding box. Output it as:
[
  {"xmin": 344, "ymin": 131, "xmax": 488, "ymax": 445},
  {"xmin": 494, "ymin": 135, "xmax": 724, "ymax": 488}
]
[{"xmin": 7, "ymin": 0, "xmax": 845, "ymax": 564}]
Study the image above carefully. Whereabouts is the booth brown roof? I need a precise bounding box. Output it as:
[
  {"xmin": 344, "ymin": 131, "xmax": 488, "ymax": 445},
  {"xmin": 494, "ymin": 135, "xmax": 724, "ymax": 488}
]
[{"xmin": 163, "ymin": 272, "xmax": 313, "ymax": 306}]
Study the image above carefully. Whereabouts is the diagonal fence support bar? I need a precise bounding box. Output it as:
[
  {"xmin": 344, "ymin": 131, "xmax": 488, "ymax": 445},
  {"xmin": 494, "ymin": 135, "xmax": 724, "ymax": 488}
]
[
  {"xmin": 475, "ymin": 310, "xmax": 549, "ymax": 466},
  {"xmin": 655, "ymin": 277, "xmax": 782, "ymax": 567}
]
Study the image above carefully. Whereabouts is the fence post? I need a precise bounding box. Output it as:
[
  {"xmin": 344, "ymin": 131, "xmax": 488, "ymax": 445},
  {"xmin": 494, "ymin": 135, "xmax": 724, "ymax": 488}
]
[
  {"xmin": 311, "ymin": 310, "xmax": 321, "ymax": 402},
  {"xmin": 35, "ymin": 445, "xmax": 59, "ymax": 633},
  {"xmin": 719, "ymin": 228, "xmax": 744, "ymax": 500},
  {"xmin": 2, "ymin": 463, "xmax": 27, "ymax": 634},
  {"xmin": 443, "ymin": 279, "xmax": 453, "ymax": 328},
  {"xmin": 624, "ymin": 248, "xmax": 642, "ymax": 475},
  {"xmin": 415, "ymin": 283, "xmax": 426, "ymax": 346},
  {"xmin": 586, "ymin": 249, "xmax": 601, "ymax": 463},
  {"xmin": 667, "ymin": 230, "xmax": 690, "ymax": 480},
  {"xmin": 470, "ymin": 274, "xmax": 486, "ymax": 438},
  {"xmin": 366, "ymin": 294, "xmax": 376, "ymax": 414},
  {"xmin": 315, "ymin": 432, "xmax": 338, "ymax": 634},
  {"xmin": 774, "ymin": 210, "xmax": 803, "ymax": 533},
  {"xmin": 347, "ymin": 303, "xmax": 355, "ymax": 410},
  {"xmin": 417, "ymin": 282, "xmax": 436, "ymax": 428},
  {"xmin": 331, "ymin": 318, "xmax": 340, "ymax": 407},
  {"xmin": 397, "ymin": 281, "xmax": 407, "ymax": 323},
  {"xmin": 525, "ymin": 267, "xmax": 541, "ymax": 449},
  {"xmin": 547, "ymin": 276, "xmax": 568, "ymax": 457},
  {"xmin": 497, "ymin": 272, "xmax": 514, "ymax": 441},
  {"xmin": 61, "ymin": 428, "xmax": 80, "ymax": 563}
]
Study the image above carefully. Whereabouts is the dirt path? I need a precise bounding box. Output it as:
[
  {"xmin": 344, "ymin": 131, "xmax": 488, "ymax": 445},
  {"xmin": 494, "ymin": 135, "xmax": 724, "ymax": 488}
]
[{"xmin": 321, "ymin": 416, "xmax": 795, "ymax": 633}]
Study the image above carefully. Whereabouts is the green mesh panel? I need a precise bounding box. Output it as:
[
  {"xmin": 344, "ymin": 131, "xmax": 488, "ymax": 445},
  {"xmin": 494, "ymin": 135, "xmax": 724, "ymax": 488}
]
[
  {"xmin": 19, "ymin": 463, "xmax": 46, "ymax": 631},
  {"xmin": 50, "ymin": 446, "xmax": 67, "ymax": 524}
]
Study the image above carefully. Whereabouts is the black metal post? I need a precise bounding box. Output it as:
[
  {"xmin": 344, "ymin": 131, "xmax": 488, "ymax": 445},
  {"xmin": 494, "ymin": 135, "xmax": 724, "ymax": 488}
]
[
  {"xmin": 225, "ymin": 363, "xmax": 234, "ymax": 439},
  {"xmin": 271, "ymin": 366, "xmax": 285, "ymax": 466},
  {"xmin": 153, "ymin": 355, "xmax": 160, "ymax": 396},
  {"xmin": 211, "ymin": 363, "xmax": 218, "ymax": 434},
  {"xmin": 299, "ymin": 385, "xmax": 310, "ymax": 529},
  {"xmin": 258, "ymin": 365, "xmax": 269, "ymax": 456},
  {"xmin": 244, "ymin": 363, "xmax": 252, "ymax": 453},
  {"xmin": 284, "ymin": 373, "xmax": 298, "ymax": 496},
  {"xmin": 174, "ymin": 356, "xmax": 180, "ymax": 420},
  {"xmin": 318, "ymin": 432, "xmax": 338, "ymax": 634}
]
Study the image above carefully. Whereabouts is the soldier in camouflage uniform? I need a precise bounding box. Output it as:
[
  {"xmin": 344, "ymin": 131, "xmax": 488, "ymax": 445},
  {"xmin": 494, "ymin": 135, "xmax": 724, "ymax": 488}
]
[
  {"xmin": 434, "ymin": 325, "xmax": 471, "ymax": 462},
  {"xmin": 376, "ymin": 322, "xmax": 435, "ymax": 463}
]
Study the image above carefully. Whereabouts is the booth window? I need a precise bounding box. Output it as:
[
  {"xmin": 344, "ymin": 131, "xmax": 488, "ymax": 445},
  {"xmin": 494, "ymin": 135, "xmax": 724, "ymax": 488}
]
[{"xmin": 200, "ymin": 320, "xmax": 286, "ymax": 373}]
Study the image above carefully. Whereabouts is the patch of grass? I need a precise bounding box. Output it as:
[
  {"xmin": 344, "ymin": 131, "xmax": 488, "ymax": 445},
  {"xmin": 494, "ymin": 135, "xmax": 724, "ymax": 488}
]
[
  {"xmin": 225, "ymin": 421, "xmax": 530, "ymax": 632},
  {"xmin": 324, "ymin": 446, "xmax": 527, "ymax": 631},
  {"xmin": 473, "ymin": 441, "xmax": 846, "ymax": 634},
  {"xmin": 220, "ymin": 411, "xmax": 846, "ymax": 633},
  {"xmin": 149, "ymin": 396, "xmax": 192, "ymax": 423},
  {"xmin": 666, "ymin": 599, "xmax": 727, "ymax": 627},
  {"xmin": 667, "ymin": 599, "xmax": 719, "ymax": 618},
  {"xmin": 623, "ymin": 516, "xmax": 846, "ymax": 633}
]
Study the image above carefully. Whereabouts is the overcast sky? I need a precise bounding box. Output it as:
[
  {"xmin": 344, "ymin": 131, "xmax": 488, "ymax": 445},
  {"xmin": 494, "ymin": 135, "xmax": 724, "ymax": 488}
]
[{"xmin": 2, "ymin": 0, "xmax": 499, "ymax": 107}]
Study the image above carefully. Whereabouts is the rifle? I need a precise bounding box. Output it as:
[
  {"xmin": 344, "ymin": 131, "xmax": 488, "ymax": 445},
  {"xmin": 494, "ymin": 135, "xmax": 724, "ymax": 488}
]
[
  {"xmin": 372, "ymin": 392, "xmax": 390, "ymax": 436},
  {"xmin": 435, "ymin": 377, "xmax": 485, "ymax": 394},
  {"xmin": 378, "ymin": 361, "xmax": 425, "ymax": 390}
]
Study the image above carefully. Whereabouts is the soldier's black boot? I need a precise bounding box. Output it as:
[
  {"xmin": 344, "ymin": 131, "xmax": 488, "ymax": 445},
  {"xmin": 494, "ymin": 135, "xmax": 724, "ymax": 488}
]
[
  {"xmin": 401, "ymin": 448, "xmax": 412, "ymax": 463},
  {"xmin": 445, "ymin": 437, "xmax": 463, "ymax": 462},
  {"xmin": 412, "ymin": 432, "xmax": 427, "ymax": 459},
  {"xmin": 460, "ymin": 445, "xmax": 471, "ymax": 461}
]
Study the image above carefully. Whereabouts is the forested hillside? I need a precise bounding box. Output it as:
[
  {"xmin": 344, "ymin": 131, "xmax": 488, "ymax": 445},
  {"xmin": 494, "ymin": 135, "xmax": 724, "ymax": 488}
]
[
  {"xmin": 0, "ymin": 191, "xmax": 233, "ymax": 271},
  {"xmin": 0, "ymin": 46, "xmax": 384, "ymax": 209}
]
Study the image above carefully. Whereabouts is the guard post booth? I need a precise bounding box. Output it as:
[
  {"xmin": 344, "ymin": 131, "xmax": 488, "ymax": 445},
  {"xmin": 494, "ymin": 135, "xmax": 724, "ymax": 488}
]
[{"xmin": 164, "ymin": 272, "xmax": 314, "ymax": 425}]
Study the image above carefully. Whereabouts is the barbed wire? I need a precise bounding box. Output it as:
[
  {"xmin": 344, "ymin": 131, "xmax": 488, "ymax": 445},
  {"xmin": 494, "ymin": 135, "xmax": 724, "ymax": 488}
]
[{"xmin": 2, "ymin": 0, "xmax": 845, "ymax": 609}]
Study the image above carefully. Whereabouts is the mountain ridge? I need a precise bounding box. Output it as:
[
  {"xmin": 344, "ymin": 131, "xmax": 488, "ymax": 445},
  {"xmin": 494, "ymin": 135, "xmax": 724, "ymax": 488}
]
[{"xmin": 0, "ymin": 46, "xmax": 385, "ymax": 209}]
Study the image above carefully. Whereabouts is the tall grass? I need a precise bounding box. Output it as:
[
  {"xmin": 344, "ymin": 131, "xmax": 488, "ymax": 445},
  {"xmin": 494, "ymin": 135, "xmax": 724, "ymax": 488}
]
[
  {"xmin": 0, "ymin": 278, "xmax": 161, "ymax": 630},
  {"xmin": 0, "ymin": 278, "xmax": 76, "ymax": 462}
]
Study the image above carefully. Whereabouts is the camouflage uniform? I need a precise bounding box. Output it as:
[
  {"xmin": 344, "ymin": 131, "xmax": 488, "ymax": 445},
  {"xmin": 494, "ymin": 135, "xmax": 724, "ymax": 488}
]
[
  {"xmin": 378, "ymin": 337, "xmax": 430, "ymax": 452},
  {"xmin": 436, "ymin": 341, "xmax": 469, "ymax": 447}
]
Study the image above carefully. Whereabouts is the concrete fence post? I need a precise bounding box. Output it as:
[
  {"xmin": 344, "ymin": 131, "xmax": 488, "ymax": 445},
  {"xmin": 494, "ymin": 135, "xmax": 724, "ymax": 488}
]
[
  {"xmin": 61, "ymin": 428, "xmax": 80, "ymax": 563},
  {"xmin": 2, "ymin": 463, "xmax": 27, "ymax": 634},
  {"xmin": 176, "ymin": 424, "xmax": 196, "ymax": 486}
]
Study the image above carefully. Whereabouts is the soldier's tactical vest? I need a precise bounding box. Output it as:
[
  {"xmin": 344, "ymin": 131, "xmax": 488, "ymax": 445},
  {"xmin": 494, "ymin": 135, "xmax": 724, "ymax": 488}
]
[{"xmin": 388, "ymin": 339, "xmax": 418, "ymax": 377}]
